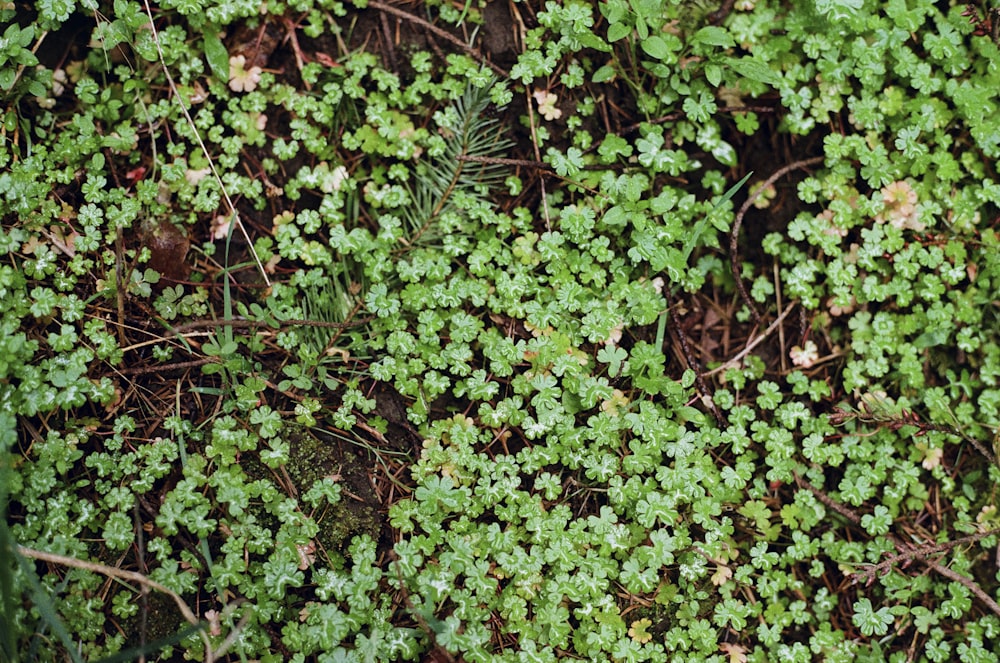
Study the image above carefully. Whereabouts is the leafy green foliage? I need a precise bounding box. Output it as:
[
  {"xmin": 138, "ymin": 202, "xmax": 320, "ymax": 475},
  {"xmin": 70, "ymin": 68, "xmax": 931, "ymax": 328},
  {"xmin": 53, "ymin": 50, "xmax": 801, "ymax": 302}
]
[{"xmin": 3, "ymin": 0, "xmax": 1000, "ymax": 660}]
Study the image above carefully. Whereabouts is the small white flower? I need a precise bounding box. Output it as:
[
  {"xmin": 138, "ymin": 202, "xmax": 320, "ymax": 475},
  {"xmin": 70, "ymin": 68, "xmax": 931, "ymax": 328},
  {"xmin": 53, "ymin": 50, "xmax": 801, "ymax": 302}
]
[
  {"xmin": 185, "ymin": 167, "xmax": 212, "ymax": 186},
  {"xmin": 532, "ymin": 89, "xmax": 562, "ymax": 121},
  {"xmin": 211, "ymin": 214, "xmax": 234, "ymax": 240},
  {"xmin": 605, "ymin": 323, "xmax": 624, "ymax": 347},
  {"xmin": 876, "ymin": 180, "xmax": 924, "ymax": 231},
  {"xmin": 228, "ymin": 55, "xmax": 262, "ymax": 93},
  {"xmin": 51, "ymin": 68, "xmax": 67, "ymax": 96},
  {"xmin": 790, "ymin": 340, "xmax": 819, "ymax": 368},
  {"xmin": 921, "ymin": 446, "xmax": 943, "ymax": 471},
  {"xmin": 204, "ymin": 609, "xmax": 222, "ymax": 637},
  {"xmin": 321, "ymin": 164, "xmax": 349, "ymax": 193}
]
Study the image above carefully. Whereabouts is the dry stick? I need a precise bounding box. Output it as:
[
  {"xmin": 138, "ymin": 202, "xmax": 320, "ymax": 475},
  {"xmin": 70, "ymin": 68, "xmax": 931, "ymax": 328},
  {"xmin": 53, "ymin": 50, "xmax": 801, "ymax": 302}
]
[
  {"xmin": 8, "ymin": 29, "xmax": 48, "ymax": 93},
  {"xmin": 700, "ymin": 301, "xmax": 795, "ymax": 378},
  {"xmin": 729, "ymin": 156, "xmax": 824, "ymax": 327},
  {"xmin": 16, "ymin": 546, "xmax": 211, "ymax": 653},
  {"xmin": 457, "ymin": 155, "xmax": 552, "ymax": 169},
  {"xmin": 211, "ymin": 607, "xmax": 253, "ymax": 661},
  {"xmin": 457, "ymin": 153, "xmax": 656, "ymax": 173},
  {"xmin": 378, "ymin": 7, "xmax": 398, "ymax": 73},
  {"xmin": 117, "ymin": 357, "xmax": 218, "ymax": 376},
  {"xmin": 793, "ymin": 472, "xmax": 862, "ymax": 526},
  {"xmin": 522, "ymin": 91, "xmax": 551, "ymax": 231},
  {"xmin": 923, "ymin": 559, "xmax": 1000, "ymax": 620},
  {"xmin": 133, "ymin": 502, "xmax": 150, "ymax": 662},
  {"xmin": 115, "ymin": 226, "xmax": 128, "ymax": 348},
  {"xmin": 455, "ymin": 156, "xmax": 605, "ymax": 200},
  {"xmin": 774, "ymin": 261, "xmax": 787, "ymax": 374},
  {"xmin": 367, "ymin": 0, "xmax": 509, "ymax": 79},
  {"xmin": 105, "ymin": 148, "xmax": 134, "ymax": 350},
  {"xmin": 907, "ymin": 420, "xmax": 997, "ymax": 467},
  {"xmin": 845, "ymin": 404, "xmax": 998, "ymax": 468},
  {"xmin": 866, "ymin": 529, "xmax": 1000, "ymax": 579},
  {"xmin": 963, "ymin": 435, "xmax": 998, "ymax": 467},
  {"xmin": 793, "ymin": 474, "xmax": 1000, "ymax": 621},
  {"xmin": 166, "ymin": 315, "xmax": 375, "ymax": 336},
  {"xmin": 140, "ymin": 1, "xmax": 271, "ymax": 288},
  {"xmin": 405, "ymin": 130, "xmax": 475, "ymax": 246},
  {"xmin": 505, "ymin": 2, "xmax": 551, "ymax": 232},
  {"xmin": 924, "ymin": 419, "xmax": 999, "ymax": 467},
  {"xmin": 708, "ymin": 0, "xmax": 737, "ymax": 24},
  {"xmin": 388, "ymin": 550, "xmax": 458, "ymax": 663},
  {"xmin": 116, "ymin": 315, "xmax": 374, "ymax": 373},
  {"xmin": 668, "ymin": 300, "xmax": 724, "ymax": 425}
]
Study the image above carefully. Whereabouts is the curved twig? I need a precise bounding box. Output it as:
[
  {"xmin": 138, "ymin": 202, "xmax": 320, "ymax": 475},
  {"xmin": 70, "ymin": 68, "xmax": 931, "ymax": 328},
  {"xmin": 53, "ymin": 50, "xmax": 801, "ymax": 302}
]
[
  {"xmin": 16, "ymin": 546, "xmax": 212, "ymax": 656},
  {"xmin": 924, "ymin": 559, "xmax": 1000, "ymax": 620}
]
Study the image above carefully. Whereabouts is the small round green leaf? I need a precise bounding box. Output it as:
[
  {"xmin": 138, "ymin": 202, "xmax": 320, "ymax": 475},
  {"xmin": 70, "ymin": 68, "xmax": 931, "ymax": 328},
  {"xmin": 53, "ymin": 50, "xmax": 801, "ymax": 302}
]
[
  {"xmin": 608, "ymin": 22, "xmax": 632, "ymax": 42},
  {"xmin": 203, "ymin": 28, "xmax": 230, "ymax": 84},
  {"xmin": 593, "ymin": 64, "xmax": 617, "ymax": 83},
  {"xmin": 641, "ymin": 35, "xmax": 670, "ymax": 60}
]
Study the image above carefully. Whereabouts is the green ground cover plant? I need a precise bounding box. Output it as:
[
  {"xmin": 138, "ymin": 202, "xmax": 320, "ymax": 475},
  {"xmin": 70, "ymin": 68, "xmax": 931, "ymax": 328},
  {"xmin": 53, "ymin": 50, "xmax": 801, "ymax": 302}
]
[{"xmin": 2, "ymin": 0, "xmax": 1000, "ymax": 660}]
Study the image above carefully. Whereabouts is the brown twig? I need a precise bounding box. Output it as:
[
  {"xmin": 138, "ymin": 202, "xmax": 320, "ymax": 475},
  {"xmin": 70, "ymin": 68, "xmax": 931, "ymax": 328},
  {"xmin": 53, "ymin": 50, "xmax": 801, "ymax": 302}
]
[
  {"xmin": 116, "ymin": 357, "xmax": 219, "ymax": 376},
  {"xmin": 366, "ymin": 0, "xmax": 508, "ymax": 79},
  {"xmin": 668, "ymin": 299, "xmax": 724, "ymax": 425},
  {"xmin": 793, "ymin": 472, "xmax": 863, "ymax": 526},
  {"xmin": 457, "ymin": 154, "xmax": 552, "ymax": 170},
  {"xmin": 701, "ymin": 301, "xmax": 795, "ymax": 378},
  {"xmin": 923, "ymin": 559, "xmax": 1000, "ymax": 619},
  {"xmin": 16, "ymin": 546, "xmax": 209, "ymax": 649},
  {"xmin": 378, "ymin": 7, "xmax": 398, "ymax": 73},
  {"xmin": 134, "ymin": 502, "xmax": 149, "ymax": 662},
  {"xmin": 388, "ymin": 549, "xmax": 458, "ymax": 663},
  {"xmin": 729, "ymin": 156, "xmax": 824, "ymax": 327},
  {"xmin": 830, "ymin": 404, "xmax": 999, "ymax": 467},
  {"xmin": 794, "ymin": 473, "xmax": 1000, "ymax": 621},
  {"xmin": 709, "ymin": 0, "xmax": 737, "ymax": 24},
  {"xmin": 962, "ymin": 435, "xmax": 997, "ymax": 467},
  {"xmin": 165, "ymin": 315, "xmax": 375, "ymax": 336},
  {"xmin": 863, "ymin": 529, "xmax": 1000, "ymax": 580},
  {"xmin": 140, "ymin": 0, "xmax": 271, "ymax": 288},
  {"xmin": 115, "ymin": 226, "xmax": 129, "ymax": 348},
  {"xmin": 457, "ymin": 153, "xmax": 654, "ymax": 173},
  {"xmin": 524, "ymin": 90, "xmax": 550, "ymax": 231}
]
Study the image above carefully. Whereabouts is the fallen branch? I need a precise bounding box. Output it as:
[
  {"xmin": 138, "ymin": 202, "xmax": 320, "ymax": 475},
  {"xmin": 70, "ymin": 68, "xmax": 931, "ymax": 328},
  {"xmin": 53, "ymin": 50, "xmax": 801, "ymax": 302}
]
[
  {"xmin": 793, "ymin": 474, "xmax": 1000, "ymax": 621},
  {"xmin": 16, "ymin": 546, "xmax": 212, "ymax": 656}
]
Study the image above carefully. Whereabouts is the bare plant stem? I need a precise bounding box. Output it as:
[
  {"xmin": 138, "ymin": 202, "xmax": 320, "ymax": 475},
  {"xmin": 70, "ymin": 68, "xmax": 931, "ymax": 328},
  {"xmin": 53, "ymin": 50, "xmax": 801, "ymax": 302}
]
[
  {"xmin": 923, "ymin": 559, "xmax": 1000, "ymax": 619},
  {"xmin": 116, "ymin": 357, "xmax": 218, "ymax": 376},
  {"xmin": 793, "ymin": 472, "xmax": 862, "ymax": 526},
  {"xmin": 668, "ymin": 298, "xmax": 724, "ymax": 425},
  {"xmin": 867, "ymin": 529, "xmax": 1000, "ymax": 578},
  {"xmin": 166, "ymin": 315, "xmax": 375, "ymax": 336}
]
